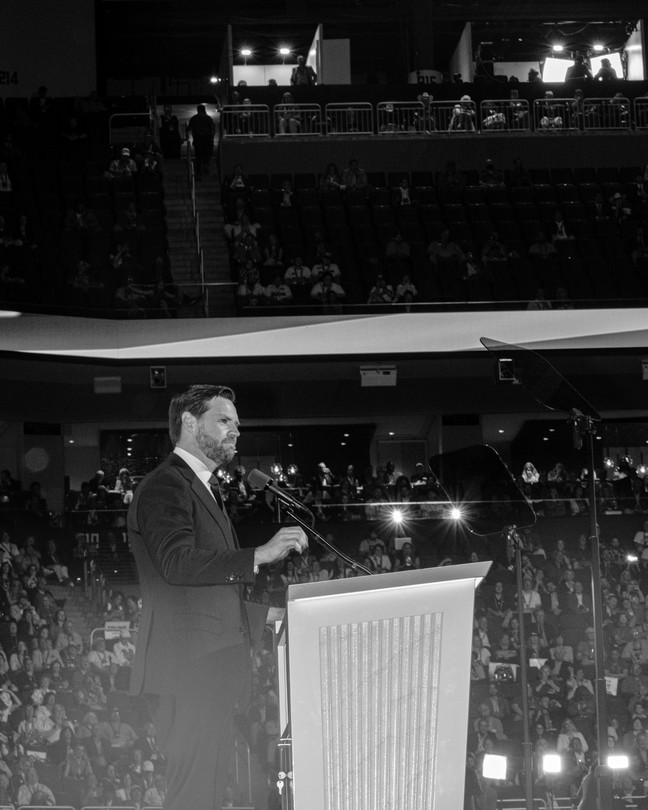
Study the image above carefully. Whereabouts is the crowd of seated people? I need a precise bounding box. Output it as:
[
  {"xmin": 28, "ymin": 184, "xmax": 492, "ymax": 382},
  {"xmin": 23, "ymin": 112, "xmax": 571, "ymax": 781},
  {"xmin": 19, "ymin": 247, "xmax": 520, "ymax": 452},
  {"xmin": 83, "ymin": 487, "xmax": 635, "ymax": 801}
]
[
  {"xmin": 222, "ymin": 157, "xmax": 648, "ymax": 313},
  {"xmin": 0, "ymin": 516, "xmax": 170, "ymax": 809},
  {"xmin": 10, "ymin": 449, "xmax": 648, "ymax": 807},
  {"xmin": 464, "ymin": 512, "xmax": 648, "ymax": 808},
  {"xmin": 0, "ymin": 89, "xmax": 175, "ymax": 318}
]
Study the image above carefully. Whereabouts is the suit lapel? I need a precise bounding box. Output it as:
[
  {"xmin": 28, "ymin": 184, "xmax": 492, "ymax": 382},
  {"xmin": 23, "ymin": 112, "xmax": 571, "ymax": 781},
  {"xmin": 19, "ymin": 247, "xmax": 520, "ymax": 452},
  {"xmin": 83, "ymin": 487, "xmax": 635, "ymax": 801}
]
[{"xmin": 169, "ymin": 453, "xmax": 235, "ymax": 548}]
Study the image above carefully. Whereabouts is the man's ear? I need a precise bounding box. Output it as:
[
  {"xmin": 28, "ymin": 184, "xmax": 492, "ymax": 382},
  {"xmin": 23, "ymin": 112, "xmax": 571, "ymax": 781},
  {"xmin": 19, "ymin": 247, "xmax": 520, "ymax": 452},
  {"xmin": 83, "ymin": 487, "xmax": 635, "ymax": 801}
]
[{"xmin": 181, "ymin": 412, "xmax": 196, "ymax": 435}]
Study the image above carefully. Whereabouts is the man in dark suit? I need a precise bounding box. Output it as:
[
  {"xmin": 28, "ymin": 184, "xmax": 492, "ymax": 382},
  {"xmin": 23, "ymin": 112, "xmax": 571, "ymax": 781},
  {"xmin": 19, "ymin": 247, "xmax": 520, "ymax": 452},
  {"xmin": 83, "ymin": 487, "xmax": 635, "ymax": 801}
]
[{"xmin": 128, "ymin": 384, "xmax": 307, "ymax": 810}]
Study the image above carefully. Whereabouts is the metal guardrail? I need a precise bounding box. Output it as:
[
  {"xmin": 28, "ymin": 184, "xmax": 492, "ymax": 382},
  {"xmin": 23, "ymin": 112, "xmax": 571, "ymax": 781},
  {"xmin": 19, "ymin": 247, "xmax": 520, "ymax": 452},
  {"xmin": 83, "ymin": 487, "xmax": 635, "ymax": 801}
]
[
  {"xmin": 274, "ymin": 103, "xmax": 323, "ymax": 136},
  {"xmin": 633, "ymin": 96, "xmax": 648, "ymax": 129},
  {"xmin": 532, "ymin": 98, "xmax": 578, "ymax": 133},
  {"xmin": 221, "ymin": 103, "xmax": 271, "ymax": 137},
  {"xmin": 377, "ymin": 101, "xmax": 425, "ymax": 133},
  {"xmin": 582, "ymin": 96, "xmax": 632, "ymax": 130},
  {"xmin": 480, "ymin": 99, "xmax": 531, "ymax": 132},
  {"xmin": 214, "ymin": 96, "xmax": 648, "ymax": 137},
  {"xmin": 324, "ymin": 102, "xmax": 374, "ymax": 135}
]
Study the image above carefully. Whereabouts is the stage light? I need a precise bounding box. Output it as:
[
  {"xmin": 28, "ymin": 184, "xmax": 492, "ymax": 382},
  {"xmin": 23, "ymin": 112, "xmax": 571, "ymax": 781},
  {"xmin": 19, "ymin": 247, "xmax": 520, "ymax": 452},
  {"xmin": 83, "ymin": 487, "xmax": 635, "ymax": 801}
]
[
  {"xmin": 392, "ymin": 509, "xmax": 403, "ymax": 524},
  {"xmin": 482, "ymin": 754, "xmax": 507, "ymax": 780},
  {"xmin": 608, "ymin": 754, "xmax": 629, "ymax": 769},
  {"xmin": 593, "ymin": 44, "xmax": 604, "ymax": 52},
  {"xmin": 552, "ymin": 44, "xmax": 564, "ymax": 53},
  {"xmin": 627, "ymin": 554, "xmax": 639, "ymax": 563},
  {"xmin": 542, "ymin": 754, "xmax": 562, "ymax": 774},
  {"xmin": 450, "ymin": 507, "xmax": 462, "ymax": 520},
  {"xmin": 603, "ymin": 457, "xmax": 615, "ymax": 468},
  {"xmin": 287, "ymin": 464, "xmax": 298, "ymax": 476},
  {"xmin": 279, "ymin": 47, "xmax": 290, "ymax": 56},
  {"xmin": 271, "ymin": 462, "xmax": 283, "ymax": 476},
  {"xmin": 241, "ymin": 48, "xmax": 252, "ymax": 57}
]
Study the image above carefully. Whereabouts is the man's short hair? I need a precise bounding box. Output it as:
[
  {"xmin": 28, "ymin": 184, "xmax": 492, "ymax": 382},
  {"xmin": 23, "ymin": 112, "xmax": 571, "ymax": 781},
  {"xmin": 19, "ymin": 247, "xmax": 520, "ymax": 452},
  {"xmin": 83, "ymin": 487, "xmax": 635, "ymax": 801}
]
[{"xmin": 168, "ymin": 385, "xmax": 236, "ymax": 445}]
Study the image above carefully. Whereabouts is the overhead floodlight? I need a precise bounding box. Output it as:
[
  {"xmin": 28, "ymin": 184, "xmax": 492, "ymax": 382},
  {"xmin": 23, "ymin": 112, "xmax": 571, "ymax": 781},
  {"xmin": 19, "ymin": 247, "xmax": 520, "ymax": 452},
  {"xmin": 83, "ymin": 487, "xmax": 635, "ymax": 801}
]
[
  {"xmin": 392, "ymin": 509, "xmax": 404, "ymax": 524},
  {"xmin": 593, "ymin": 43, "xmax": 604, "ymax": 52},
  {"xmin": 543, "ymin": 754, "xmax": 562, "ymax": 774},
  {"xmin": 552, "ymin": 44, "xmax": 564, "ymax": 53},
  {"xmin": 241, "ymin": 48, "xmax": 252, "ymax": 57},
  {"xmin": 450, "ymin": 507, "xmax": 463, "ymax": 520},
  {"xmin": 482, "ymin": 754, "xmax": 507, "ymax": 780},
  {"xmin": 279, "ymin": 47, "xmax": 291, "ymax": 56}
]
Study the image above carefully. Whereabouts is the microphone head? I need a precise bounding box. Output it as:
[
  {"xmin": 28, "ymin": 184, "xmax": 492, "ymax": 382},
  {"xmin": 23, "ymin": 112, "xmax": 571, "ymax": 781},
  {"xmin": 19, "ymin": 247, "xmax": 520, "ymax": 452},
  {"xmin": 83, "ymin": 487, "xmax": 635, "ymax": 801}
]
[{"xmin": 248, "ymin": 468, "xmax": 272, "ymax": 490}]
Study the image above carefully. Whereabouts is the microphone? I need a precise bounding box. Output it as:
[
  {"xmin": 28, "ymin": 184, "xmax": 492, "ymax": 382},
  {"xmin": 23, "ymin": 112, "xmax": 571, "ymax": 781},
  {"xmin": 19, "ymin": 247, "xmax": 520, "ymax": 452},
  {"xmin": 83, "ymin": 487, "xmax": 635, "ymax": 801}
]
[{"xmin": 247, "ymin": 469, "xmax": 310, "ymax": 514}]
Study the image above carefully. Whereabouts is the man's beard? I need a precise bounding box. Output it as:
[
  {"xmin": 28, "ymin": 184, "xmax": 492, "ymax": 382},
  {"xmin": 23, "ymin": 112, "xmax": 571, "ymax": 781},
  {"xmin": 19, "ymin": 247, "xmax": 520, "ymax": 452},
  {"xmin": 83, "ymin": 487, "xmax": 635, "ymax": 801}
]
[{"xmin": 196, "ymin": 422, "xmax": 236, "ymax": 465}]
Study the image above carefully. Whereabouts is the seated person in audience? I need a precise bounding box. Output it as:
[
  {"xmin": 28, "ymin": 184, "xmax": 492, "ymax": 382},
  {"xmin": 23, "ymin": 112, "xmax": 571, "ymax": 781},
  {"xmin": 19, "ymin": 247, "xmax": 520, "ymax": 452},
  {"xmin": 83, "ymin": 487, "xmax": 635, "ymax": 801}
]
[
  {"xmin": 0, "ymin": 162, "xmax": 14, "ymax": 209},
  {"xmin": 392, "ymin": 177, "xmax": 415, "ymax": 206},
  {"xmin": 628, "ymin": 225, "xmax": 648, "ymax": 268},
  {"xmin": 109, "ymin": 241, "xmax": 135, "ymax": 275},
  {"xmin": 134, "ymin": 130, "xmax": 162, "ymax": 164},
  {"xmin": 395, "ymin": 272, "xmax": 418, "ymax": 303},
  {"xmin": 528, "ymin": 231, "xmax": 557, "ymax": 260},
  {"xmin": 99, "ymin": 706, "xmax": 138, "ymax": 752},
  {"xmin": 114, "ymin": 201, "xmax": 146, "ymax": 233},
  {"xmin": 549, "ymin": 210, "xmax": 575, "ymax": 242},
  {"xmin": 262, "ymin": 233, "xmax": 285, "ymax": 273},
  {"xmin": 554, "ymin": 286, "xmax": 574, "ymax": 310},
  {"xmin": 589, "ymin": 191, "xmax": 612, "ymax": 220},
  {"xmin": 436, "ymin": 161, "xmax": 466, "ymax": 194},
  {"xmin": 278, "ymin": 177, "xmax": 294, "ymax": 208},
  {"xmin": 481, "ymin": 232, "xmax": 509, "ymax": 265},
  {"xmin": 283, "ymin": 255, "xmax": 312, "ymax": 289},
  {"xmin": 385, "ymin": 230, "xmax": 411, "ymax": 277},
  {"xmin": 311, "ymin": 252, "xmax": 341, "ymax": 281},
  {"xmin": 341, "ymin": 158, "xmax": 368, "ymax": 191},
  {"xmin": 17, "ymin": 766, "xmax": 56, "ymax": 806},
  {"xmin": 227, "ymin": 164, "xmax": 249, "ymax": 193},
  {"xmin": 609, "ymin": 191, "xmax": 633, "ymax": 223},
  {"xmin": 65, "ymin": 202, "xmax": 101, "ymax": 232},
  {"xmin": 448, "ymin": 95, "xmax": 476, "ymax": 131},
  {"xmin": 310, "ymin": 272, "xmax": 346, "ymax": 305},
  {"xmin": 308, "ymin": 230, "xmax": 334, "ymax": 266},
  {"xmin": 367, "ymin": 274, "xmax": 395, "ymax": 304},
  {"xmin": 427, "ymin": 228, "xmax": 465, "ymax": 267},
  {"xmin": 538, "ymin": 91, "xmax": 563, "ymax": 130},
  {"xmin": 105, "ymin": 147, "xmax": 137, "ymax": 178},
  {"xmin": 236, "ymin": 265, "xmax": 265, "ymax": 308},
  {"xmin": 264, "ymin": 273, "xmax": 293, "ymax": 305},
  {"xmin": 319, "ymin": 162, "xmax": 345, "ymax": 192},
  {"xmin": 393, "ymin": 541, "xmax": 420, "ymax": 571},
  {"xmin": 113, "ymin": 276, "xmax": 148, "ymax": 318},
  {"xmin": 508, "ymin": 157, "xmax": 532, "ymax": 187},
  {"xmin": 277, "ymin": 92, "xmax": 300, "ymax": 134},
  {"xmin": 479, "ymin": 159, "xmax": 505, "ymax": 187}
]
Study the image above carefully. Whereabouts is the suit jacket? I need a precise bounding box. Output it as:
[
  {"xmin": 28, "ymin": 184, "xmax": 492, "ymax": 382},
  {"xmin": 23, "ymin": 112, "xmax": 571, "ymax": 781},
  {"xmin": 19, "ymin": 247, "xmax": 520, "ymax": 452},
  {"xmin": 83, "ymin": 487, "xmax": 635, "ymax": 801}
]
[{"xmin": 128, "ymin": 452, "xmax": 259, "ymax": 696}]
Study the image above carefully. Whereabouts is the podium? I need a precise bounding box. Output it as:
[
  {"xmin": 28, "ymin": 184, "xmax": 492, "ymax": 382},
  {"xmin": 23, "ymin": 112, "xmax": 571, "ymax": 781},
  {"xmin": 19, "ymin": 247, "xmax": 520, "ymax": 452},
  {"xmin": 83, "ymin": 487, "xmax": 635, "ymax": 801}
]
[{"xmin": 278, "ymin": 561, "xmax": 491, "ymax": 810}]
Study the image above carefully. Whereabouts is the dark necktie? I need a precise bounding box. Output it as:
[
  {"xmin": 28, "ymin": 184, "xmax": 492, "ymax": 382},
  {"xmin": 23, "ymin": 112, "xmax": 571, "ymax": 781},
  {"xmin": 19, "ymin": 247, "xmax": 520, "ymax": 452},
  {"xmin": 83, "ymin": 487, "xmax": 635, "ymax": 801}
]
[{"xmin": 208, "ymin": 475, "xmax": 224, "ymax": 511}]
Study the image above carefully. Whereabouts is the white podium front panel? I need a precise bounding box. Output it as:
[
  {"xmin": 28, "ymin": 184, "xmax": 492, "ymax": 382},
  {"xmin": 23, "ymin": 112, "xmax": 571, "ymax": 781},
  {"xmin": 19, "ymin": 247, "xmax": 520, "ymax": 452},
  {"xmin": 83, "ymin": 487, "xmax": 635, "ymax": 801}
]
[
  {"xmin": 286, "ymin": 563, "xmax": 490, "ymax": 810},
  {"xmin": 320, "ymin": 612, "xmax": 442, "ymax": 809}
]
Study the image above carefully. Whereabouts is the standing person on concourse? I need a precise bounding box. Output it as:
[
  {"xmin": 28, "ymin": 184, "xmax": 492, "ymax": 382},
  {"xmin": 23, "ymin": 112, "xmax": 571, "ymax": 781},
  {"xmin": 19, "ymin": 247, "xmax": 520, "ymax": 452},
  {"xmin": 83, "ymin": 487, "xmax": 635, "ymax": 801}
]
[{"xmin": 128, "ymin": 384, "xmax": 307, "ymax": 810}]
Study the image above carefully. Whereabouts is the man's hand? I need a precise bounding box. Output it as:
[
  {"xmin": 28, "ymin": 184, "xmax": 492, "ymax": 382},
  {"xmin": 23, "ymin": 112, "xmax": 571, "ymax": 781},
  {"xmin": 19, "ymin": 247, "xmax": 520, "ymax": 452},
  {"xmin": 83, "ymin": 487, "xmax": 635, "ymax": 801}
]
[{"xmin": 254, "ymin": 526, "xmax": 308, "ymax": 568}]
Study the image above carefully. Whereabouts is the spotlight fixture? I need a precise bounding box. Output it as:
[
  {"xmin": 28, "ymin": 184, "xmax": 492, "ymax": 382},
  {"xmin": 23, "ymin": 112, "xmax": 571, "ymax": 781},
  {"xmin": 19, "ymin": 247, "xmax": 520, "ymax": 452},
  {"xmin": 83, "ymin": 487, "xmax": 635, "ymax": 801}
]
[
  {"xmin": 241, "ymin": 48, "xmax": 252, "ymax": 57},
  {"xmin": 542, "ymin": 754, "xmax": 562, "ymax": 774},
  {"xmin": 450, "ymin": 507, "xmax": 462, "ymax": 520},
  {"xmin": 593, "ymin": 43, "xmax": 604, "ymax": 52},
  {"xmin": 552, "ymin": 44, "xmax": 564, "ymax": 53},
  {"xmin": 209, "ymin": 76, "xmax": 219, "ymax": 85},
  {"xmin": 279, "ymin": 47, "xmax": 290, "ymax": 56}
]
